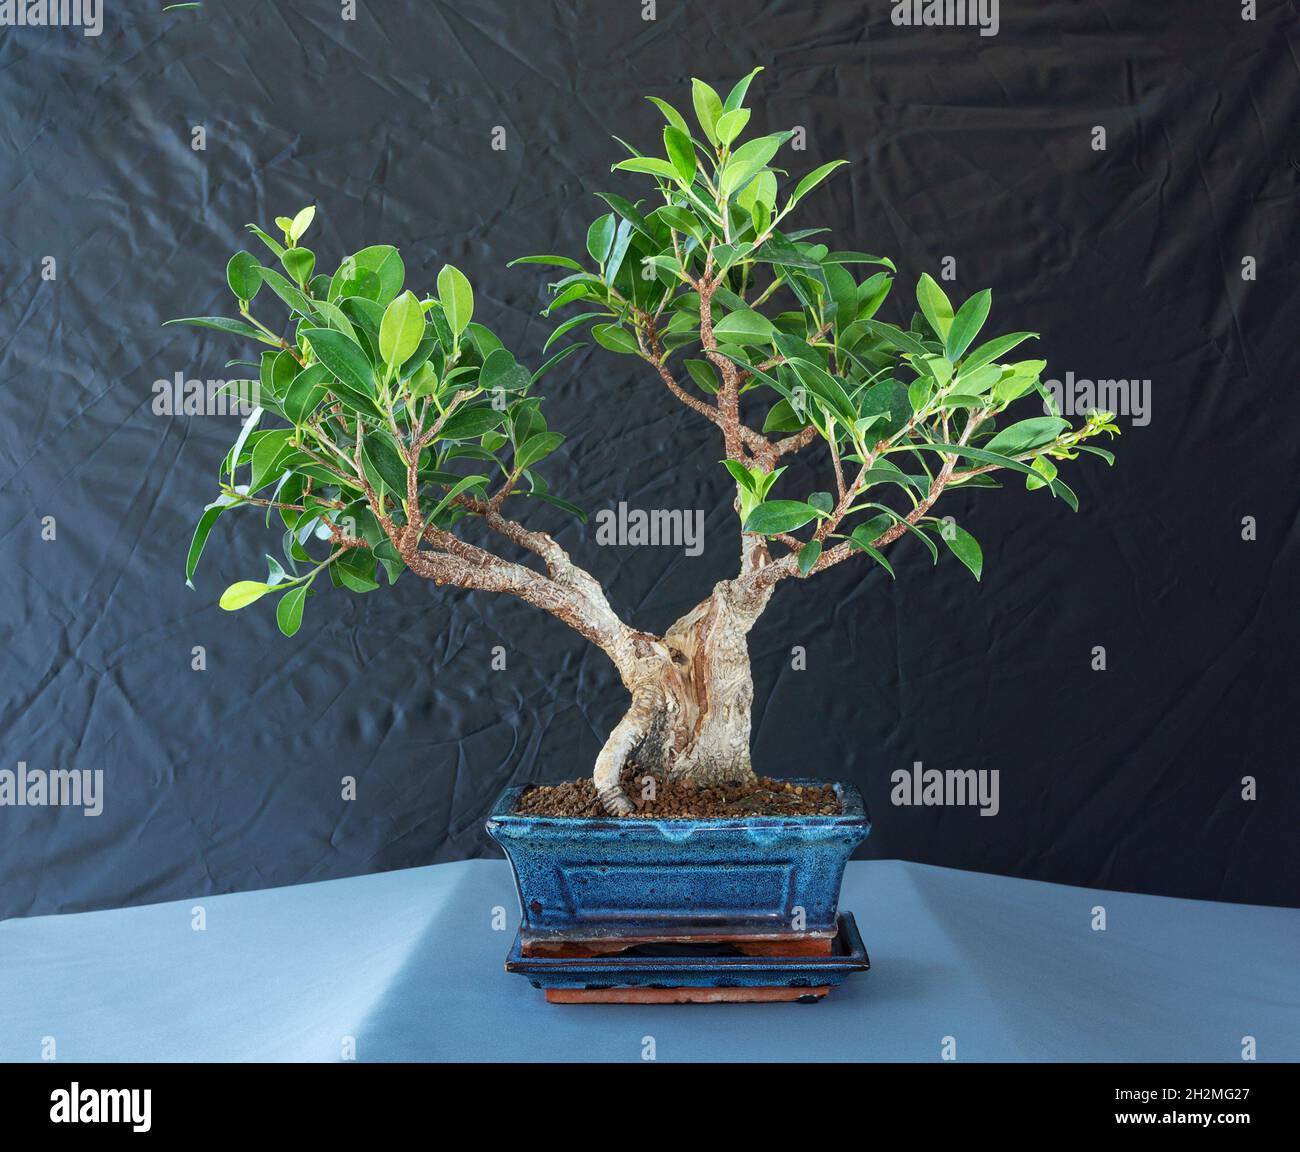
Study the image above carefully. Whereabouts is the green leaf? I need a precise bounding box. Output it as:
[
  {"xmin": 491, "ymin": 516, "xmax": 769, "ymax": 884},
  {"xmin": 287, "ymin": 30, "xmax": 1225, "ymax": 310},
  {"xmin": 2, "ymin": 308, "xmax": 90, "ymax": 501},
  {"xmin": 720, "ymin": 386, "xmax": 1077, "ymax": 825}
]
[
  {"xmin": 916, "ymin": 273, "xmax": 954, "ymax": 340},
  {"xmin": 723, "ymin": 66, "xmax": 763, "ymax": 112},
  {"xmin": 592, "ymin": 324, "xmax": 640, "ymax": 354},
  {"xmin": 379, "ymin": 290, "xmax": 426, "ymax": 367},
  {"xmin": 515, "ymin": 432, "xmax": 565, "ymax": 471},
  {"xmin": 586, "ymin": 213, "xmax": 617, "ymax": 265},
  {"xmin": 164, "ymin": 316, "xmax": 274, "ymax": 343},
  {"xmin": 362, "ymin": 432, "xmax": 410, "ymax": 494},
  {"xmin": 961, "ymin": 331, "xmax": 1038, "ymax": 373},
  {"xmin": 249, "ymin": 428, "xmax": 293, "ymax": 492},
  {"xmin": 259, "ymin": 266, "xmax": 319, "ymax": 319},
  {"xmin": 797, "ymin": 540, "xmax": 822, "ymax": 576},
  {"xmin": 438, "ymin": 405, "xmax": 505, "ymax": 441},
  {"xmin": 691, "ymin": 78, "xmax": 724, "ymax": 145},
  {"xmin": 276, "ymin": 585, "xmax": 307, "ymax": 636},
  {"xmin": 281, "ymin": 246, "xmax": 315, "ymax": 285},
  {"xmin": 664, "ymin": 127, "xmax": 697, "ymax": 184},
  {"xmin": 507, "ymin": 254, "xmax": 586, "ymax": 272},
  {"xmin": 479, "ymin": 347, "xmax": 531, "ymax": 393},
  {"xmin": 685, "ymin": 359, "xmax": 719, "ymax": 394},
  {"xmin": 185, "ymin": 496, "xmax": 237, "ymax": 587},
  {"xmin": 945, "ymin": 289, "xmax": 992, "ymax": 362},
  {"xmin": 790, "ymin": 160, "xmax": 849, "ymax": 207},
  {"xmin": 437, "ymin": 264, "xmax": 474, "ymax": 336},
  {"xmin": 226, "ymin": 251, "xmax": 262, "ymax": 303},
  {"xmin": 744, "ymin": 500, "xmax": 821, "ymax": 535},
  {"xmin": 857, "ymin": 319, "xmax": 930, "ymax": 358},
  {"xmin": 283, "ymin": 363, "xmax": 331, "ymax": 424},
  {"xmin": 303, "ymin": 327, "xmax": 376, "ymax": 397},
  {"xmin": 720, "ymin": 133, "xmax": 789, "ymax": 198},
  {"xmin": 847, "ymin": 524, "xmax": 896, "ymax": 577},
  {"xmin": 941, "ymin": 523, "xmax": 983, "ymax": 580},
  {"xmin": 330, "ymin": 245, "xmax": 404, "ymax": 306},
  {"xmin": 427, "ymin": 473, "xmax": 490, "ymax": 521},
  {"xmin": 612, "ymin": 156, "xmax": 682, "ymax": 182},
  {"xmin": 713, "ymin": 308, "xmax": 776, "ymax": 345},
  {"xmin": 219, "ymin": 580, "xmax": 274, "ymax": 610},
  {"xmin": 722, "ymin": 459, "xmax": 758, "ymax": 492},
  {"xmin": 715, "ymin": 108, "xmax": 751, "ymax": 147},
  {"xmin": 289, "ymin": 205, "xmax": 316, "ymax": 243},
  {"xmin": 911, "ymin": 442, "xmax": 1042, "ymax": 481},
  {"xmin": 646, "ymin": 95, "xmax": 691, "ymax": 137},
  {"xmin": 530, "ymin": 342, "xmax": 586, "ymax": 385},
  {"xmin": 984, "ymin": 417, "xmax": 1068, "ymax": 456}
]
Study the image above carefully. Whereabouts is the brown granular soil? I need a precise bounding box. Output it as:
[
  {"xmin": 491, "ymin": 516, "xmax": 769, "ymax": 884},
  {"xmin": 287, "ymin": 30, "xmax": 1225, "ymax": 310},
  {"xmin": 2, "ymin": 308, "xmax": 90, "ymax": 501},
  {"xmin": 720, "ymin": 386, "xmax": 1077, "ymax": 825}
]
[{"xmin": 514, "ymin": 768, "xmax": 841, "ymax": 819}]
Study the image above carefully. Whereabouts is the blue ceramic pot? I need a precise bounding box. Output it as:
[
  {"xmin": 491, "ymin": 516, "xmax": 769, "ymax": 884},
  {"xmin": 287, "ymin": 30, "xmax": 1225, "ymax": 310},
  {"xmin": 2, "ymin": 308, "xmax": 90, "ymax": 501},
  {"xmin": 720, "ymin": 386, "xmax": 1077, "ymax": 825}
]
[{"xmin": 486, "ymin": 780, "xmax": 870, "ymax": 943}]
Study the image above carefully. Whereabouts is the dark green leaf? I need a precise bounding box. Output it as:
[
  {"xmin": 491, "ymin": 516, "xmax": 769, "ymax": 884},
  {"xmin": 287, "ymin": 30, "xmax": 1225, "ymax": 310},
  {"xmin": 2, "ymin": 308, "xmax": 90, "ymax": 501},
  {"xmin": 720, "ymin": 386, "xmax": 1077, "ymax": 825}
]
[
  {"xmin": 276, "ymin": 585, "xmax": 307, "ymax": 636},
  {"xmin": 744, "ymin": 500, "xmax": 821, "ymax": 535},
  {"xmin": 940, "ymin": 523, "xmax": 983, "ymax": 580},
  {"xmin": 303, "ymin": 327, "xmax": 376, "ymax": 397}
]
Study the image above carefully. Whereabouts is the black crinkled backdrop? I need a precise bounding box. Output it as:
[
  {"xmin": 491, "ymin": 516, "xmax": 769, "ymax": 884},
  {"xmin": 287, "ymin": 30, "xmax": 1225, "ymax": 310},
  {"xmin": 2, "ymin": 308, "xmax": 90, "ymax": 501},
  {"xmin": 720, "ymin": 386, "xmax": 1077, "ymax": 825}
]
[{"xmin": 1, "ymin": 1, "xmax": 1297, "ymax": 918}]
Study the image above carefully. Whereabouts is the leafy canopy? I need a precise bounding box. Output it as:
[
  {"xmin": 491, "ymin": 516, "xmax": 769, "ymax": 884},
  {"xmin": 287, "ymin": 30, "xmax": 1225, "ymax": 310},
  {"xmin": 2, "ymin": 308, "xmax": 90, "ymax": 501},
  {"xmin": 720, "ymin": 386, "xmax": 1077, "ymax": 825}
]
[
  {"xmin": 171, "ymin": 209, "xmax": 583, "ymax": 635},
  {"xmin": 515, "ymin": 68, "xmax": 1118, "ymax": 581},
  {"xmin": 173, "ymin": 72, "xmax": 1119, "ymax": 638}
]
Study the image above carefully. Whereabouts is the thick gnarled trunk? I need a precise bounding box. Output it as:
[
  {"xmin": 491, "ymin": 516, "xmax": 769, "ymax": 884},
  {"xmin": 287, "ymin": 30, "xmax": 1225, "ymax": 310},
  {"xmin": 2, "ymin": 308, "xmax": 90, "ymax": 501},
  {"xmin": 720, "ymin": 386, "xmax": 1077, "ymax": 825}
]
[{"xmin": 593, "ymin": 578, "xmax": 772, "ymax": 815}]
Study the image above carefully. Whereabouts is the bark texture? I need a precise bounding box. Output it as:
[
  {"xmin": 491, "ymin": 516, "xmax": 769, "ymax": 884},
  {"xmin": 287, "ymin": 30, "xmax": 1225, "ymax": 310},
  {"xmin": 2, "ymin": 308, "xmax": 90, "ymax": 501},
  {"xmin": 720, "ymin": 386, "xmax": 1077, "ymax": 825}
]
[{"xmin": 592, "ymin": 577, "xmax": 772, "ymax": 816}]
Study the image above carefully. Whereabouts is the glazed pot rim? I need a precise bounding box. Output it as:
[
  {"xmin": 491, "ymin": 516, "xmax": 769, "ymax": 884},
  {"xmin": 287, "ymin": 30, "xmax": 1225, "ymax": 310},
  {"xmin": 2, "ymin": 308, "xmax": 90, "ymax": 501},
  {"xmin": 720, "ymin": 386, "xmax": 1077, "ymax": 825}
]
[{"xmin": 487, "ymin": 778, "xmax": 869, "ymax": 829}]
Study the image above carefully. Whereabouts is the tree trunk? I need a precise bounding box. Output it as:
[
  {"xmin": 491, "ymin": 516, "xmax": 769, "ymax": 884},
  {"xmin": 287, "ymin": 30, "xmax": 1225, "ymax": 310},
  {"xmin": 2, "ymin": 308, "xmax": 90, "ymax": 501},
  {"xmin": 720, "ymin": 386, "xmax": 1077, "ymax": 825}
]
[{"xmin": 593, "ymin": 578, "xmax": 772, "ymax": 815}]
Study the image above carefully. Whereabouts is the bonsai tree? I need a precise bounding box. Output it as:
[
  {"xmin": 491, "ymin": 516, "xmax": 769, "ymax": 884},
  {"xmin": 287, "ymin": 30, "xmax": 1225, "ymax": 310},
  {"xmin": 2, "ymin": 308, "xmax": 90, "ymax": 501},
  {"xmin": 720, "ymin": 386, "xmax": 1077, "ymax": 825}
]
[{"xmin": 174, "ymin": 72, "xmax": 1117, "ymax": 817}]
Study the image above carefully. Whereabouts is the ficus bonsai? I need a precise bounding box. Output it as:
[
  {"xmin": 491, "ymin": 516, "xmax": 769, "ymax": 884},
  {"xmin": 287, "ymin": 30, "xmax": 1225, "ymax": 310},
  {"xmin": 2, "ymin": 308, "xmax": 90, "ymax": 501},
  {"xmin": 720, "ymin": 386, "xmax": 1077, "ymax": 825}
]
[{"xmin": 174, "ymin": 71, "xmax": 1117, "ymax": 817}]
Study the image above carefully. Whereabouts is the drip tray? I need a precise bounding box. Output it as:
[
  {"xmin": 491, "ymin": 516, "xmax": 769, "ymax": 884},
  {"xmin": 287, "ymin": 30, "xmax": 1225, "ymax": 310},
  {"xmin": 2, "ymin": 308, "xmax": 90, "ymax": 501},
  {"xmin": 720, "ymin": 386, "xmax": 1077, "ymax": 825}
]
[{"xmin": 506, "ymin": 912, "xmax": 870, "ymax": 1004}]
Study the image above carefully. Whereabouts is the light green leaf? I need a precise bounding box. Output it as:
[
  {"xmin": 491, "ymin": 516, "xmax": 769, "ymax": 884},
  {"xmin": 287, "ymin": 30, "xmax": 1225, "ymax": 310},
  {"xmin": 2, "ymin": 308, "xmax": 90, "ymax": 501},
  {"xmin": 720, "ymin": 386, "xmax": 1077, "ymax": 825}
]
[
  {"xmin": 664, "ymin": 127, "xmax": 697, "ymax": 184},
  {"xmin": 289, "ymin": 205, "xmax": 316, "ymax": 243},
  {"xmin": 961, "ymin": 331, "xmax": 1038, "ymax": 373},
  {"xmin": 379, "ymin": 290, "xmax": 425, "ymax": 367},
  {"xmin": 437, "ymin": 264, "xmax": 474, "ymax": 336},
  {"xmin": 507, "ymin": 254, "xmax": 586, "ymax": 272},
  {"xmin": 790, "ymin": 160, "xmax": 849, "ymax": 207},
  {"xmin": 691, "ymin": 78, "xmax": 724, "ymax": 145},
  {"xmin": 916, "ymin": 273, "xmax": 954, "ymax": 340},
  {"xmin": 720, "ymin": 133, "xmax": 789, "ymax": 198},
  {"xmin": 715, "ymin": 108, "xmax": 751, "ymax": 146},
  {"xmin": 723, "ymin": 67, "xmax": 764, "ymax": 112},
  {"xmin": 645, "ymin": 96, "xmax": 691, "ymax": 137},
  {"xmin": 945, "ymin": 289, "xmax": 992, "ymax": 361},
  {"xmin": 219, "ymin": 580, "xmax": 274, "ymax": 610},
  {"xmin": 612, "ymin": 156, "xmax": 682, "ymax": 182}
]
